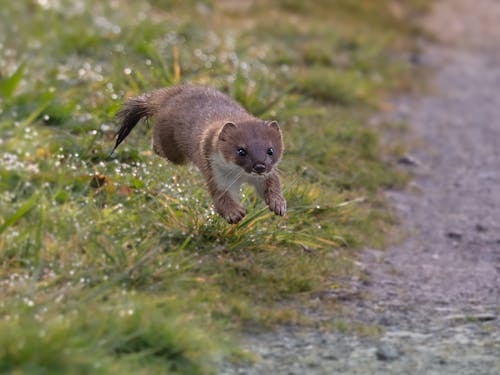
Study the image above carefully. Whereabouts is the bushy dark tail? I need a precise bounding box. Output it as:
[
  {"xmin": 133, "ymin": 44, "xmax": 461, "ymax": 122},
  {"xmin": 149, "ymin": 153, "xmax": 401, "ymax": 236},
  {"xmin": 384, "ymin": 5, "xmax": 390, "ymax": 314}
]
[
  {"xmin": 111, "ymin": 86, "xmax": 185, "ymax": 155},
  {"xmin": 110, "ymin": 94, "xmax": 154, "ymax": 155}
]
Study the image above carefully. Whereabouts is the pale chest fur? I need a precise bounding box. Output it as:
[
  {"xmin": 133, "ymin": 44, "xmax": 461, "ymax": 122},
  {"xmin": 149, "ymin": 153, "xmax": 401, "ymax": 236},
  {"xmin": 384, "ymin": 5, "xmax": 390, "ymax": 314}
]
[{"xmin": 210, "ymin": 152, "xmax": 265, "ymax": 199}]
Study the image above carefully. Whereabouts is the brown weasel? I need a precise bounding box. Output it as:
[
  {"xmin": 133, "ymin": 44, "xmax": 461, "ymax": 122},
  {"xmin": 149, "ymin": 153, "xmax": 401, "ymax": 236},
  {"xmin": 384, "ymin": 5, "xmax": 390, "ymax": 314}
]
[{"xmin": 112, "ymin": 85, "xmax": 286, "ymax": 224}]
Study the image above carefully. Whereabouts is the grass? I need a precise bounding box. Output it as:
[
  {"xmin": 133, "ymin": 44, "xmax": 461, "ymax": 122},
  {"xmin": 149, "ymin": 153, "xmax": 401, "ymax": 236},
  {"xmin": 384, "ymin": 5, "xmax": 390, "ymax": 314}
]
[{"xmin": 0, "ymin": 0, "xmax": 428, "ymax": 373}]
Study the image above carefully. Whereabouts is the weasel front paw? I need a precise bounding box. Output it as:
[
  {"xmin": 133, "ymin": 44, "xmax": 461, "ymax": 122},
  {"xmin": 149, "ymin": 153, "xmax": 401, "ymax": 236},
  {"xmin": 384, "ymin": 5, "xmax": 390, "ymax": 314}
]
[
  {"xmin": 267, "ymin": 194, "xmax": 286, "ymax": 216},
  {"xmin": 215, "ymin": 200, "xmax": 246, "ymax": 224},
  {"xmin": 222, "ymin": 205, "xmax": 246, "ymax": 224}
]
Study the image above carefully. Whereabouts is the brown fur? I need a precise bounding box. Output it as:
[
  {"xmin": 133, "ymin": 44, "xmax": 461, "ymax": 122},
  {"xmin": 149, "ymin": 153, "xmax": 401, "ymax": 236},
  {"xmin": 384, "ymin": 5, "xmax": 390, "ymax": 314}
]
[{"xmin": 114, "ymin": 85, "xmax": 286, "ymax": 224}]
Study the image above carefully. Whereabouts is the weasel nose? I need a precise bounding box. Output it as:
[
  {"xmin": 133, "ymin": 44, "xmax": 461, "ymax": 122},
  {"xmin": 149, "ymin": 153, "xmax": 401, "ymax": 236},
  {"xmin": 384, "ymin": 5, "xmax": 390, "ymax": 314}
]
[{"xmin": 252, "ymin": 163, "xmax": 266, "ymax": 174}]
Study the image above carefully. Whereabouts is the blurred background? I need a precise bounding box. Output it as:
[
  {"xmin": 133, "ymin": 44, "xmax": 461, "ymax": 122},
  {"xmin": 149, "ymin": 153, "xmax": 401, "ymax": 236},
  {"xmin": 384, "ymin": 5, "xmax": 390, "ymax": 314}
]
[{"xmin": 0, "ymin": 1, "xmax": 428, "ymax": 374}]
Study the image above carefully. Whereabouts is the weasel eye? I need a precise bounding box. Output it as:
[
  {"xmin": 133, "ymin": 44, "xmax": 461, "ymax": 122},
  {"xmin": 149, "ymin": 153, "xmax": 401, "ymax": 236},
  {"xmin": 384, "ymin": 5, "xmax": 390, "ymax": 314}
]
[
  {"xmin": 237, "ymin": 148, "xmax": 247, "ymax": 157},
  {"xmin": 267, "ymin": 147, "xmax": 274, "ymax": 156}
]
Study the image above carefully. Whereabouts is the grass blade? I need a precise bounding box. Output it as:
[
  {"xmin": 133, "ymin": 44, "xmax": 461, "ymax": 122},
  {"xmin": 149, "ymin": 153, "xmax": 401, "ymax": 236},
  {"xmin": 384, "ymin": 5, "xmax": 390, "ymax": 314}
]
[
  {"xmin": 0, "ymin": 63, "xmax": 25, "ymax": 98},
  {"xmin": 19, "ymin": 99, "xmax": 51, "ymax": 128},
  {"xmin": 0, "ymin": 193, "xmax": 38, "ymax": 235}
]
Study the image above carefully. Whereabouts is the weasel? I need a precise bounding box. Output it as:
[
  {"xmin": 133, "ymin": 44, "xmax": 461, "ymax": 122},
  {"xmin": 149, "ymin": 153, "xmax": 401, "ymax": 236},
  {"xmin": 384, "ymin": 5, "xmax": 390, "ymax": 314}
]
[{"xmin": 112, "ymin": 85, "xmax": 286, "ymax": 224}]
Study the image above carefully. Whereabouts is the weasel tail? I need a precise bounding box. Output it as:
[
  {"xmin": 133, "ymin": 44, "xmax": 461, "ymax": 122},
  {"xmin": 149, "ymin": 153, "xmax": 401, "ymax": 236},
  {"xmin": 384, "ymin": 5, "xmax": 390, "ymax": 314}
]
[
  {"xmin": 111, "ymin": 87, "xmax": 179, "ymax": 154},
  {"xmin": 112, "ymin": 95, "xmax": 151, "ymax": 154}
]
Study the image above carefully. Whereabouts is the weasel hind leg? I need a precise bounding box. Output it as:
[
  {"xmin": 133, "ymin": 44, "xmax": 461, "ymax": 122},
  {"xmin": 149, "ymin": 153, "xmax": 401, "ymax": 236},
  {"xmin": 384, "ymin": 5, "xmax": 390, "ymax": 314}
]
[{"xmin": 152, "ymin": 124, "xmax": 187, "ymax": 164}]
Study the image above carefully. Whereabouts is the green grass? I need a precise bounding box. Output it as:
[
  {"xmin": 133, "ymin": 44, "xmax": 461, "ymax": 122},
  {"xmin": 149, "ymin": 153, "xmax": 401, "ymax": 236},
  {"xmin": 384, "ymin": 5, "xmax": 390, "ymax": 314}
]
[{"xmin": 0, "ymin": 0, "xmax": 427, "ymax": 373}]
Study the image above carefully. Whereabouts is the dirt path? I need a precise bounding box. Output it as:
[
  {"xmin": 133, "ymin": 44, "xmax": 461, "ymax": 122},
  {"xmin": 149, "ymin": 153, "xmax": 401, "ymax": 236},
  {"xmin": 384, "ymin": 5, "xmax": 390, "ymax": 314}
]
[
  {"xmin": 221, "ymin": 1, "xmax": 500, "ymax": 373},
  {"xmin": 372, "ymin": 0, "xmax": 500, "ymax": 310}
]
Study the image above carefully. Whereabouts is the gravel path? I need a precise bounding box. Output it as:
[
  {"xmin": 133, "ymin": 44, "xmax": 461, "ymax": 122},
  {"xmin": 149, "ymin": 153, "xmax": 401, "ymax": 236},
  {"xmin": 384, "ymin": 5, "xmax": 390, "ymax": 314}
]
[{"xmin": 221, "ymin": 1, "xmax": 500, "ymax": 373}]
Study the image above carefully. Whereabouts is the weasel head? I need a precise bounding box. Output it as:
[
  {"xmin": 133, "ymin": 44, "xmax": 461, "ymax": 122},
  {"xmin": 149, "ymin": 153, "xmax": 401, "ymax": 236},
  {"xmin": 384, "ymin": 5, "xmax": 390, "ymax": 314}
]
[{"xmin": 217, "ymin": 119, "xmax": 283, "ymax": 176}]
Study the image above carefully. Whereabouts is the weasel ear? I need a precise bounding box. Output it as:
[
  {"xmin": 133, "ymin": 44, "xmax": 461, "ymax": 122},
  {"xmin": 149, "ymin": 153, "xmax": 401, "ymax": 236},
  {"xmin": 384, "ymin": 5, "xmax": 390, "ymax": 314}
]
[
  {"xmin": 267, "ymin": 120, "xmax": 280, "ymax": 132},
  {"xmin": 219, "ymin": 121, "xmax": 237, "ymax": 141}
]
